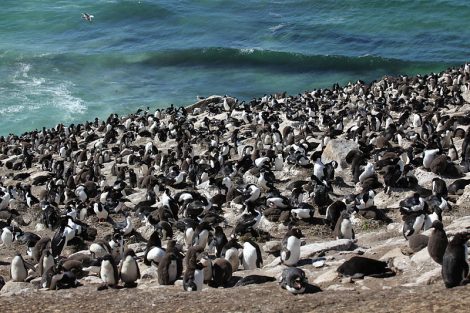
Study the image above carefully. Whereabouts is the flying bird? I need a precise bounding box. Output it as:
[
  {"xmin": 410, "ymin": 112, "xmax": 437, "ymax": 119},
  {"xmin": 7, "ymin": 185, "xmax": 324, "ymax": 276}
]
[{"xmin": 82, "ymin": 13, "xmax": 94, "ymax": 22}]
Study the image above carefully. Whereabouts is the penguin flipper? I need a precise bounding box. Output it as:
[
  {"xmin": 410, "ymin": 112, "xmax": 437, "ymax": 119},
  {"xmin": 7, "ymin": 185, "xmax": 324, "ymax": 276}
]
[{"xmin": 282, "ymin": 248, "xmax": 291, "ymax": 262}]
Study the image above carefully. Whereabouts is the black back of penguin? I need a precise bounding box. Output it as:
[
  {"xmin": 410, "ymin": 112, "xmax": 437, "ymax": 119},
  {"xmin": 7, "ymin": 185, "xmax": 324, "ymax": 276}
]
[{"xmin": 441, "ymin": 232, "xmax": 470, "ymax": 288}]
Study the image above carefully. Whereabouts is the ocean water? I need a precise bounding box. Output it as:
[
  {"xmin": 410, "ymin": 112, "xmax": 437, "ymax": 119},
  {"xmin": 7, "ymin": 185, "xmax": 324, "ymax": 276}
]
[{"xmin": 1, "ymin": 0, "xmax": 469, "ymax": 135}]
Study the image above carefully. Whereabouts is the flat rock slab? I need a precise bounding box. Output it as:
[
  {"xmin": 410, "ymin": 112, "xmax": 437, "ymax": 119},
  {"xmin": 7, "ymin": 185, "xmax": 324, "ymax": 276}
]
[
  {"xmin": 300, "ymin": 239, "xmax": 356, "ymax": 259},
  {"xmin": 0, "ymin": 281, "xmax": 36, "ymax": 296},
  {"xmin": 321, "ymin": 139, "xmax": 358, "ymax": 170}
]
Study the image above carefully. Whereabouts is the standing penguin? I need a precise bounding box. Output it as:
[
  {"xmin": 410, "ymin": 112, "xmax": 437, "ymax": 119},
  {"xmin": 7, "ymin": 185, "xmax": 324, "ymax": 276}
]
[
  {"xmin": 441, "ymin": 232, "xmax": 470, "ymax": 288},
  {"xmin": 333, "ymin": 211, "xmax": 355, "ymax": 240},
  {"xmin": 427, "ymin": 220, "xmax": 448, "ymax": 265},
  {"xmin": 210, "ymin": 226, "xmax": 228, "ymax": 258},
  {"xmin": 241, "ymin": 239, "xmax": 263, "ymax": 270},
  {"xmin": 158, "ymin": 240, "xmax": 183, "ymax": 285},
  {"xmin": 10, "ymin": 253, "xmax": 32, "ymax": 282},
  {"xmin": 99, "ymin": 254, "xmax": 119, "ymax": 289},
  {"xmin": 191, "ymin": 222, "xmax": 213, "ymax": 249},
  {"xmin": 281, "ymin": 228, "xmax": 303, "ymax": 266},
  {"xmin": 279, "ymin": 267, "xmax": 308, "ymax": 294},
  {"xmin": 119, "ymin": 249, "xmax": 141, "ymax": 288},
  {"xmin": 221, "ymin": 238, "xmax": 243, "ymax": 273},
  {"xmin": 38, "ymin": 249, "xmax": 55, "ymax": 277},
  {"xmin": 144, "ymin": 230, "xmax": 165, "ymax": 266},
  {"xmin": 210, "ymin": 258, "xmax": 232, "ymax": 288},
  {"xmin": 183, "ymin": 245, "xmax": 205, "ymax": 292}
]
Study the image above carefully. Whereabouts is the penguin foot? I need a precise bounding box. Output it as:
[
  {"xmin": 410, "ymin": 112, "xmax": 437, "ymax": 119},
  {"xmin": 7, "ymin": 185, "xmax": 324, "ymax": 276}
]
[
  {"xmin": 123, "ymin": 282, "xmax": 138, "ymax": 288},
  {"xmin": 97, "ymin": 284, "xmax": 109, "ymax": 291}
]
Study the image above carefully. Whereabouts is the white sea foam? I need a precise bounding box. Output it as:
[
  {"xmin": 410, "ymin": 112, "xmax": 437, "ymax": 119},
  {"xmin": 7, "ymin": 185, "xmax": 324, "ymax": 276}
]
[
  {"xmin": 269, "ymin": 23, "xmax": 286, "ymax": 32},
  {"xmin": 1, "ymin": 63, "xmax": 86, "ymax": 123}
]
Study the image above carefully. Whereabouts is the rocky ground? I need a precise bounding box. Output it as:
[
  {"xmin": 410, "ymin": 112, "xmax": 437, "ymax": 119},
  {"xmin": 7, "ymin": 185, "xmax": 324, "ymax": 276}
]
[{"xmin": 1, "ymin": 81, "xmax": 470, "ymax": 311}]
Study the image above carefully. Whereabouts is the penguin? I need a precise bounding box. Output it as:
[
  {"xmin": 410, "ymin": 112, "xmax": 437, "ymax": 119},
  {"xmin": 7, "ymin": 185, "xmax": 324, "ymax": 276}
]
[
  {"xmin": 0, "ymin": 227, "xmax": 14, "ymax": 247},
  {"xmin": 221, "ymin": 238, "xmax": 243, "ymax": 273},
  {"xmin": 400, "ymin": 209, "xmax": 426, "ymax": 239},
  {"xmin": 158, "ymin": 240, "xmax": 182, "ymax": 285},
  {"xmin": 358, "ymin": 162, "xmax": 375, "ymax": 184},
  {"xmin": 94, "ymin": 202, "xmax": 109, "ymax": 223},
  {"xmin": 355, "ymin": 190, "xmax": 375, "ymax": 210},
  {"xmin": 448, "ymin": 179, "xmax": 470, "ymax": 195},
  {"xmin": 325, "ymin": 200, "xmax": 347, "ymax": 230},
  {"xmin": 191, "ymin": 222, "xmax": 213, "ymax": 249},
  {"xmin": 38, "ymin": 249, "xmax": 55, "ymax": 277},
  {"xmin": 333, "ymin": 211, "xmax": 355, "ymax": 240},
  {"xmin": 10, "ymin": 253, "xmax": 32, "ymax": 282},
  {"xmin": 144, "ymin": 230, "xmax": 165, "ymax": 266},
  {"xmin": 99, "ymin": 254, "xmax": 119, "ymax": 289},
  {"xmin": 441, "ymin": 232, "xmax": 470, "ymax": 288},
  {"xmin": 279, "ymin": 267, "xmax": 308, "ymax": 294},
  {"xmin": 281, "ymin": 228, "xmax": 303, "ymax": 266},
  {"xmin": 210, "ymin": 225, "xmax": 228, "ymax": 258},
  {"xmin": 210, "ymin": 258, "xmax": 232, "ymax": 288},
  {"xmin": 427, "ymin": 220, "xmax": 448, "ymax": 265},
  {"xmin": 422, "ymin": 148, "xmax": 440, "ymax": 169},
  {"xmin": 183, "ymin": 245, "xmax": 205, "ymax": 291},
  {"xmin": 291, "ymin": 202, "xmax": 315, "ymax": 220},
  {"xmin": 234, "ymin": 275, "xmax": 276, "ymax": 287},
  {"xmin": 119, "ymin": 249, "xmax": 141, "ymax": 288},
  {"xmin": 32, "ymin": 237, "xmax": 52, "ymax": 262},
  {"xmin": 432, "ymin": 177, "xmax": 447, "ymax": 199},
  {"xmin": 176, "ymin": 218, "xmax": 198, "ymax": 249},
  {"xmin": 337, "ymin": 256, "xmax": 394, "ymax": 278},
  {"xmin": 241, "ymin": 239, "xmax": 263, "ymax": 270}
]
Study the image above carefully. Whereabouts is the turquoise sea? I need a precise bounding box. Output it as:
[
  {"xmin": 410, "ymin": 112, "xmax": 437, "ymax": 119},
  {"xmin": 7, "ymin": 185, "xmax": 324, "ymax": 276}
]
[{"xmin": 1, "ymin": 0, "xmax": 469, "ymax": 135}]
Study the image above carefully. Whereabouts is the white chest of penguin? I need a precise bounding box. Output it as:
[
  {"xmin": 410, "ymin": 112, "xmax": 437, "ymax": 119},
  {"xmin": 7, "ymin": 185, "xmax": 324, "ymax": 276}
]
[
  {"xmin": 101, "ymin": 261, "xmax": 116, "ymax": 285},
  {"xmin": 340, "ymin": 219, "xmax": 353, "ymax": 239},
  {"xmin": 168, "ymin": 260, "xmax": 177, "ymax": 282},
  {"xmin": 120, "ymin": 256, "xmax": 138, "ymax": 283},
  {"xmin": 242, "ymin": 243, "xmax": 257, "ymax": 270},
  {"xmin": 283, "ymin": 236, "xmax": 300, "ymax": 265},
  {"xmin": 193, "ymin": 268, "xmax": 204, "ymax": 291},
  {"xmin": 10, "ymin": 256, "xmax": 27, "ymax": 282}
]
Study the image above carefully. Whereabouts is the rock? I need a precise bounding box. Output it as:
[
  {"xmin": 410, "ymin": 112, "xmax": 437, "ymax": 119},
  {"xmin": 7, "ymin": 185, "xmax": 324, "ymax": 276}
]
[
  {"xmin": 413, "ymin": 168, "xmax": 439, "ymax": 189},
  {"xmin": 263, "ymin": 241, "xmax": 282, "ymax": 254},
  {"xmin": 186, "ymin": 95, "xmax": 227, "ymax": 114},
  {"xmin": 313, "ymin": 269, "xmax": 339, "ymax": 285},
  {"xmin": 380, "ymin": 247, "xmax": 404, "ymax": 261},
  {"xmin": 326, "ymin": 284, "xmax": 355, "ymax": 291},
  {"xmin": 80, "ymin": 276, "xmax": 103, "ymax": 285},
  {"xmin": 35, "ymin": 223, "xmax": 47, "ymax": 231},
  {"xmin": 456, "ymin": 186, "xmax": 470, "ymax": 208},
  {"xmin": 263, "ymin": 257, "xmax": 281, "ymax": 268},
  {"xmin": 300, "ymin": 239, "xmax": 356, "ymax": 259},
  {"xmin": 30, "ymin": 277, "xmax": 43, "ymax": 289},
  {"xmin": 321, "ymin": 139, "xmax": 358, "ymax": 170},
  {"xmin": 415, "ymin": 268, "xmax": 442, "ymax": 285},
  {"xmin": 312, "ymin": 258, "xmax": 326, "ymax": 268},
  {"xmin": 462, "ymin": 90, "xmax": 470, "ymax": 103},
  {"xmin": 0, "ymin": 281, "xmax": 35, "ymax": 296},
  {"xmin": 137, "ymin": 225, "xmax": 155, "ymax": 241},
  {"xmin": 141, "ymin": 266, "xmax": 158, "ymax": 280},
  {"xmin": 341, "ymin": 277, "xmax": 353, "ymax": 284},
  {"xmin": 68, "ymin": 250, "xmax": 92, "ymax": 260},
  {"xmin": 410, "ymin": 248, "xmax": 433, "ymax": 266},
  {"xmin": 445, "ymin": 215, "xmax": 470, "ymax": 236},
  {"xmin": 127, "ymin": 243, "xmax": 147, "ymax": 254}
]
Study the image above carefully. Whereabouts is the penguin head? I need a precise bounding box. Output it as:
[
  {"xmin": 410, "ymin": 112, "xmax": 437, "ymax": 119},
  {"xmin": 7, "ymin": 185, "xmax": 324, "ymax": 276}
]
[
  {"xmin": 123, "ymin": 248, "xmax": 137, "ymax": 259},
  {"xmin": 430, "ymin": 220, "xmax": 444, "ymax": 231},
  {"xmin": 287, "ymin": 228, "xmax": 304, "ymax": 239}
]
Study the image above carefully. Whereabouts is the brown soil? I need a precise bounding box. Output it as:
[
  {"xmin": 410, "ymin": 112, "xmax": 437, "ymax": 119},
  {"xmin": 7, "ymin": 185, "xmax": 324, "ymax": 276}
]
[{"xmin": 1, "ymin": 282, "xmax": 469, "ymax": 313}]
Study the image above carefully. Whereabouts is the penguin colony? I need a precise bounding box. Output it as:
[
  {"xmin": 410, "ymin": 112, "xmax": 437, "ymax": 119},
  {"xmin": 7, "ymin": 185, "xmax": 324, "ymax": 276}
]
[{"xmin": 1, "ymin": 63, "xmax": 470, "ymax": 300}]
